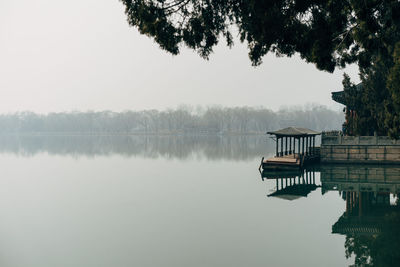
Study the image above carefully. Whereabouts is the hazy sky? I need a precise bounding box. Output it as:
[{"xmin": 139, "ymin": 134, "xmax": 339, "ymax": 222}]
[{"xmin": 0, "ymin": 0, "xmax": 359, "ymax": 114}]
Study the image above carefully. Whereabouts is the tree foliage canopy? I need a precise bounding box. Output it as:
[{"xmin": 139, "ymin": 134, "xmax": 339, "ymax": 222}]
[{"xmin": 121, "ymin": 0, "xmax": 400, "ymax": 72}]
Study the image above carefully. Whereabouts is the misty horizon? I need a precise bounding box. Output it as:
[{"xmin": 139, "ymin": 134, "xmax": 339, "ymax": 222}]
[
  {"xmin": 0, "ymin": 104, "xmax": 344, "ymax": 135},
  {"xmin": 0, "ymin": 103, "xmax": 342, "ymax": 115},
  {"xmin": 0, "ymin": 0, "xmax": 359, "ymax": 114}
]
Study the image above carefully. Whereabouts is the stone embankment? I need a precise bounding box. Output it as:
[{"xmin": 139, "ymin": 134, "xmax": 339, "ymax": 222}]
[{"xmin": 321, "ymin": 134, "xmax": 400, "ymax": 164}]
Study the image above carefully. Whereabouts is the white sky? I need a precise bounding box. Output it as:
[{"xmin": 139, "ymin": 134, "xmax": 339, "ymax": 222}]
[{"xmin": 0, "ymin": 0, "xmax": 359, "ymax": 114}]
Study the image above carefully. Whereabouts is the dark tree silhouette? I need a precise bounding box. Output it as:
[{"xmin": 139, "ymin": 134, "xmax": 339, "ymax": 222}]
[{"xmin": 120, "ymin": 0, "xmax": 400, "ymax": 72}]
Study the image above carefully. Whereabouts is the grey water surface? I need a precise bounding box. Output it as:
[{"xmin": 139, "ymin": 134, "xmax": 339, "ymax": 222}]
[{"xmin": 0, "ymin": 135, "xmax": 397, "ymax": 267}]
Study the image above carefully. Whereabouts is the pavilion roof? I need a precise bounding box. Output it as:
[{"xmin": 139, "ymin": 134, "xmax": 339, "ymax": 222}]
[
  {"xmin": 331, "ymin": 82, "xmax": 363, "ymax": 107},
  {"xmin": 267, "ymin": 127, "xmax": 320, "ymax": 137},
  {"xmin": 331, "ymin": 91, "xmax": 345, "ymax": 105}
]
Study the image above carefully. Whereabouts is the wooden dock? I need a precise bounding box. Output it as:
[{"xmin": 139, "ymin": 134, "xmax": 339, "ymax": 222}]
[
  {"xmin": 262, "ymin": 154, "xmax": 302, "ymax": 170},
  {"xmin": 261, "ymin": 154, "xmax": 320, "ymax": 170}
]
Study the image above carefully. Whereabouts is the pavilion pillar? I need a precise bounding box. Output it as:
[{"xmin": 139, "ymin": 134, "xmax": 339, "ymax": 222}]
[
  {"xmin": 305, "ymin": 136, "xmax": 309, "ymax": 155},
  {"xmin": 280, "ymin": 137, "xmax": 283, "ymax": 156},
  {"xmin": 304, "ymin": 136, "xmax": 308, "ymax": 155},
  {"xmin": 293, "ymin": 138, "xmax": 295, "ymax": 155},
  {"xmin": 302, "ymin": 137, "xmax": 305, "ymax": 156},
  {"xmin": 289, "ymin": 137, "xmax": 292, "ymax": 154},
  {"xmin": 276, "ymin": 137, "xmax": 279, "ymax": 157},
  {"xmin": 285, "ymin": 137, "xmax": 288, "ymax": 155},
  {"xmin": 299, "ymin": 137, "xmax": 302, "ymax": 155},
  {"xmin": 313, "ymin": 136, "xmax": 315, "ymax": 155},
  {"xmin": 297, "ymin": 137, "xmax": 300, "ymax": 156}
]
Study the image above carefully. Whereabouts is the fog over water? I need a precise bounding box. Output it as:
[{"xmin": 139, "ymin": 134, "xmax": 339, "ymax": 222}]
[
  {"xmin": 0, "ymin": 135, "xmax": 345, "ymax": 267},
  {"xmin": 0, "ymin": 135, "xmax": 397, "ymax": 266},
  {"xmin": 0, "ymin": 135, "xmax": 275, "ymax": 160},
  {"xmin": 0, "ymin": 105, "xmax": 340, "ymax": 159}
]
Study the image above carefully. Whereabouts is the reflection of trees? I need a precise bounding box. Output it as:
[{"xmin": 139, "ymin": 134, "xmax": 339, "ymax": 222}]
[
  {"xmin": 345, "ymin": 234, "xmax": 372, "ymax": 266},
  {"xmin": 0, "ymin": 135, "xmax": 275, "ymax": 161},
  {"xmin": 344, "ymin": 211, "xmax": 400, "ymax": 267},
  {"xmin": 332, "ymin": 191, "xmax": 400, "ymax": 267},
  {"xmin": 261, "ymin": 165, "xmax": 400, "ymax": 266},
  {"xmin": 323, "ymin": 164, "xmax": 400, "ymax": 266}
]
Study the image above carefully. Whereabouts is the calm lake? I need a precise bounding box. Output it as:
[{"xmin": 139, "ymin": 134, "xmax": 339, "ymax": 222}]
[{"xmin": 0, "ymin": 135, "xmax": 398, "ymax": 267}]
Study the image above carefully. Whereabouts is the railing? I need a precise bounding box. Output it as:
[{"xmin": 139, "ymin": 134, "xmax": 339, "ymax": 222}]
[
  {"xmin": 321, "ymin": 130, "xmax": 342, "ymax": 137},
  {"xmin": 322, "ymin": 135, "xmax": 400, "ymax": 146}
]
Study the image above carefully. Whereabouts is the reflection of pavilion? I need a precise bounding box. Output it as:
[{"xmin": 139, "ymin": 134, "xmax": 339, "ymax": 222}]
[
  {"xmin": 261, "ymin": 168, "xmax": 320, "ymax": 200},
  {"xmin": 321, "ymin": 165, "xmax": 400, "ymax": 235},
  {"xmin": 320, "ymin": 165, "xmax": 400, "ymax": 265},
  {"xmin": 260, "ymin": 164, "xmax": 400, "ymax": 264},
  {"xmin": 331, "ymin": 191, "xmax": 399, "ymax": 236}
]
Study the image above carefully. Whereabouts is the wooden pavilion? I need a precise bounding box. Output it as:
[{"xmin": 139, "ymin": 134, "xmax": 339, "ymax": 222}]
[{"xmin": 261, "ymin": 127, "xmax": 321, "ymax": 171}]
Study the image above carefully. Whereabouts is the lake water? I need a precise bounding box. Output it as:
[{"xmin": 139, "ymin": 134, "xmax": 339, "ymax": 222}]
[{"xmin": 0, "ymin": 135, "xmax": 398, "ymax": 267}]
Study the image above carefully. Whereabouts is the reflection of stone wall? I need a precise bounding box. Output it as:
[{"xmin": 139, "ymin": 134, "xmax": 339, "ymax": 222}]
[
  {"xmin": 320, "ymin": 165, "xmax": 400, "ymax": 194},
  {"xmin": 321, "ymin": 135, "xmax": 400, "ymax": 163}
]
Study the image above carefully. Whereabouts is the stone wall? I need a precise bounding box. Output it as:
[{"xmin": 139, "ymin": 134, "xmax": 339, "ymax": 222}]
[{"xmin": 321, "ymin": 135, "xmax": 400, "ymax": 164}]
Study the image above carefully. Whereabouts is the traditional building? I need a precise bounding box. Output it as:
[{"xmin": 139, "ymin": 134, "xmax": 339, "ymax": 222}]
[{"xmin": 331, "ymin": 83, "xmax": 363, "ymax": 135}]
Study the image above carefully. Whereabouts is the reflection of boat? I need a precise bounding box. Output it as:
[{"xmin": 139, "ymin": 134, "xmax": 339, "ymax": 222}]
[
  {"xmin": 268, "ymin": 183, "xmax": 319, "ymax": 200},
  {"xmin": 261, "ymin": 170, "xmax": 303, "ymax": 179},
  {"xmin": 261, "ymin": 127, "xmax": 320, "ymax": 171},
  {"xmin": 261, "ymin": 168, "xmax": 320, "ymax": 200}
]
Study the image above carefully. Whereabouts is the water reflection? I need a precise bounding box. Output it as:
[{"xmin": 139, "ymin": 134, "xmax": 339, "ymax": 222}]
[
  {"xmin": 0, "ymin": 135, "xmax": 274, "ymax": 160},
  {"xmin": 261, "ymin": 168, "xmax": 320, "ymax": 200},
  {"xmin": 261, "ymin": 165, "xmax": 400, "ymax": 266}
]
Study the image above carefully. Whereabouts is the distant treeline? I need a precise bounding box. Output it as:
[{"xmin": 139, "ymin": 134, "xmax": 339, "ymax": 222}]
[{"xmin": 0, "ymin": 106, "xmax": 343, "ymax": 134}]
